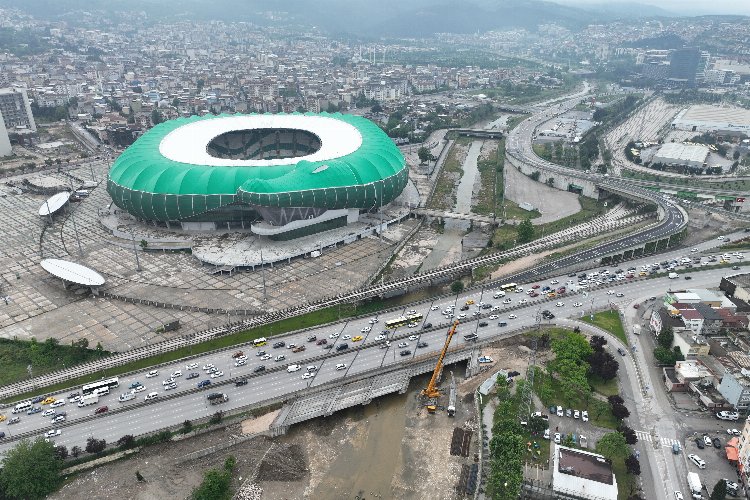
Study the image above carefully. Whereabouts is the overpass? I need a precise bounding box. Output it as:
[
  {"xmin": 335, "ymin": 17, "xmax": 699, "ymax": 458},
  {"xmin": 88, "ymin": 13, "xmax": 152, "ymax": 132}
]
[
  {"xmin": 451, "ymin": 128, "xmax": 504, "ymax": 139},
  {"xmin": 412, "ymin": 208, "xmax": 497, "ymax": 225}
]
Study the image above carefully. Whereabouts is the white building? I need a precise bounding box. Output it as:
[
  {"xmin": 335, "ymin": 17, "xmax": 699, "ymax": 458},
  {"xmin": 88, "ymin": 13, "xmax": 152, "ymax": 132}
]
[
  {"xmin": 0, "ymin": 116, "xmax": 11, "ymax": 156},
  {"xmin": 652, "ymin": 142, "xmax": 709, "ymax": 169},
  {"xmin": 0, "ymin": 87, "xmax": 36, "ymax": 132},
  {"xmin": 552, "ymin": 445, "xmax": 618, "ymax": 500},
  {"xmin": 672, "ymin": 105, "xmax": 750, "ymax": 135}
]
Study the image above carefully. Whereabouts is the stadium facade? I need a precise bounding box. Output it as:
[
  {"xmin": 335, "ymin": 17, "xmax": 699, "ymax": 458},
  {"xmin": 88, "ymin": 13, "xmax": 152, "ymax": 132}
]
[{"xmin": 107, "ymin": 113, "xmax": 407, "ymax": 240}]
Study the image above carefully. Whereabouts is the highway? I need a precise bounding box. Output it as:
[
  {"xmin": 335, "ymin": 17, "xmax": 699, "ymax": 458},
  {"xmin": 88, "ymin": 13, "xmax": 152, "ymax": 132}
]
[{"xmin": 0, "ymin": 229, "xmax": 745, "ymax": 456}]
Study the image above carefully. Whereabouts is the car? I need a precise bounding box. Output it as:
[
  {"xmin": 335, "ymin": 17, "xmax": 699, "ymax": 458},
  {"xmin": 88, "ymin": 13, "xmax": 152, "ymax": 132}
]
[
  {"xmin": 256, "ymin": 350, "xmax": 266, "ymax": 357},
  {"xmin": 235, "ymin": 378, "xmax": 248, "ymax": 386},
  {"xmin": 417, "ymin": 341, "xmax": 428, "ymax": 348},
  {"xmin": 341, "ymin": 335, "xmax": 351, "ymax": 341},
  {"xmin": 302, "ymin": 372, "xmax": 315, "ymax": 380},
  {"xmin": 423, "ymin": 323, "xmax": 433, "ymax": 329},
  {"xmin": 616, "ymin": 292, "xmax": 624, "ymax": 297},
  {"xmin": 164, "ymin": 382, "xmax": 177, "ymax": 391},
  {"xmin": 684, "ymin": 276, "xmax": 692, "ymax": 280},
  {"xmin": 518, "ymin": 299, "xmax": 527, "ymax": 305},
  {"xmin": 307, "ymin": 335, "xmax": 317, "ymax": 343},
  {"xmin": 573, "ymin": 410, "xmax": 580, "ymax": 419},
  {"xmin": 236, "ymin": 355, "xmax": 248, "ymax": 361},
  {"xmin": 146, "ymin": 370, "xmax": 159, "ymax": 378},
  {"xmin": 131, "ymin": 385, "xmax": 146, "ymax": 393},
  {"xmin": 408, "ymin": 335, "xmax": 418, "ymax": 341},
  {"xmin": 529, "ymin": 292, "xmax": 539, "ymax": 297},
  {"xmin": 31, "ymin": 396, "xmax": 44, "ymax": 404},
  {"xmin": 27, "ymin": 406, "xmax": 41, "ymax": 415},
  {"xmin": 68, "ymin": 394, "xmax": 81, "ymax": 403},
  {"xmin": 171, "ymin": 370, "xmax": 182, "ymax": 378},
  {"xmin": 186, "ymin": 372, "xmax": 199, "ymax": 380},
  {"xmin": 379, "ymin": 342, "xmax": 390, "ymax": 349},
  {"xmin": 503, "ymin": 298, "xmax": 512, "ymax": 304},
  {"xmin": 565, "ymin": 408, "xmax": 572, "ymax": 418},
  {"xmin": 703, "ymin": 435, "xmax": 713, "ymax": 446},
  {"xmin": 50, "ymin": 400, "xmax": 65, "ymax": 408},
  {"xmin": 7, "ymin": 417, "xmax": 20, "ymax": 425},
  {"xmin": 360, "ymin": 326, "xmax": 371, "ymax": 333},
  {"xmin": 550, "ymin": 279, "xmax": 559, "ymax": 285},
  {"xmin": 556, "ymin": 406, "xmax": 563, "ymax": 417},
  {"xmin": 316, "ymin": 339, "xmax": 328, "ymax": 345},
  {"xmin": 335, "ymin": 363, "xmax": 347, "ymax": 371},
  {"xmin": 554, "ymin": 432, "xmax": 561, "ymax": 444},
  {"xmin": 352, "ymin": 336, "xmax": 363, "ymax": 342},
  {"xmin": 465, "ymin": 300, "xmax": 475, "ymax": 305},
  {"xmin": 398, "ymin": 342, "xmax": 408, "ymax": 348},
  {"xmin": 458, "ymin": 313, "xmax": 467, "ymax": 319},
  {"xmin": 260, "ymin": 354, "xmax": 272, "ymax": 360},
  {"xmin": 234, "ymin": 359, "xmax": 246, "ymax": 367},
  {"xmin": 162, "ymin": 377, "xmax": 175, "ymax": 385},
  {"xmin": 460, "ymin": 305, "xmax": 469, "ymax": 311},
  {"xmin": 41, "ymin": 397, "xmax": 55, "ymax": 405},
  {"xmin": 368, "ymin": 317, "xmax": 379, "ymax": 324},
  {"xmin": 186, "ymin": 362, "xmax": 198, "ymax": 370},
  {"xmin": 544, "ymin": 429, "xmax": 550, "ymax": 440},
  {"xmin": 508, "ymin": 314, "xmax": 517, "ymax": 319},
  {"xmin": 210, "ymin": 371, "xmax": 224, "ymax": 378},
  {"xmin": 287, "ymin": 343, "xmax": 298, "ymax": 349},
  {"xmin": 695, "ymin": 437, "xmax": 705, "ymax": 449},
  {"xmin": 688, "ymin": 454, "xmax": 706, "ymax": 469},
  {"xmin": 479, "ymin": 322, "xmax": 488, "ymax": 327},
  {"xmin": 231, "ymin": 351, "xmax": 244, "ymax": 359},
  {"xmin": 478, "ymin": 356, "xmax": 494, "ymax": 364},
  {"xmin": 254, "ymin": 365, "xmax": 266, "ymax": 373},
  {"xmin": 606, "ymin": 290, "xmax": 615, "ymax": 295},
  {"xmin": 733, "ymin": 265, "xmax": 741, "ymax": 270},
  {"xmin": 717, "ymin": 411, "xmax": 740, "ymax": 421},
  {"xmin": 555, "ymin": 302, "xmax": 564, "ymax": 307},
  {"xmin": 45, "ymin": 429, "xmax": 61, "ymax": 438},
  {"xmin": 728, "ymin": 429, "xmax": 741, "ymax": 436},
  {"xmin": 322, "ymin": 344, "xmax": 334, "ymax": 350},
  {"xmin": 145, "ymin": 392, "xmax": 159, "ymax": 401},
  {"xmin": 273, "ymin": 341, "xmax": 285, "ymax": 348},
  {"xmin": 41, "ymin": 409, "xmax": 55, "ymax": 417},
  {"xmin": 400, "ymin": 350, "xmax": 412, "ymax": 356},
  {"xmin": 633, "ymin": 304, "xmax": 640, "ymax": 309},
  {"xmin": 582, "ymin": 410, "xmax": 589, "ymax": 422},
  {"xmin": 375, "ymin": 334, "xmax": 386, "ymax": 341},
  {"xmin": 52, "ymin": 415, "xmax": 66, "ymax": 423},
  {"xmin": 488, "ymin": 315, "xmax": 499, "ymax": 320},
  {"xmin": 287, "ymin": 364, "xmax": 301, "ymax": 373},
  {"xmin": 713, "ymin": 437, "xmax": 722, "ymax": 449},
  {"xmin": 202, "ymin": 364, "xmax": 214, "ymax": 371},
  {"xmin": 724, "ymin": 479, "xmax": 739, "ymax": 491},
  {"xmin": 674, "ymin": 492, "xmax": 684, "ymax": 500},
  {"xmin": 718, "ymin": 235, "xmax": 725, "ymax": 240},
  {"xmin": 617, "ymin": 347, "xmax": 626, "ymax": 356},
  {"xmin": 691, "ymin": 248, "xmax": 698, "ymax": 253},
  {"xmin": 573, "ymin": 302, "xmax": 582, "ymax": 307},
  {"xmin": 336, "ymin": 344, "xmax": 349, "ymax": 352},
  {"xmin": 94, "ymin": 406, "xmax": 108, "ymax": 414},
  {"xmin": 431, "ymin": 305, "xmax": 440, "ymax": 311}
]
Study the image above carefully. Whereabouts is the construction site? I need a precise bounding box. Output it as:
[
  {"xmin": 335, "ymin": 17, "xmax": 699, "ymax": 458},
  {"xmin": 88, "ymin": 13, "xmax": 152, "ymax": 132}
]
[{"xmin": 50, "ymin": 326, "xmax": 534, "ymax": 500}]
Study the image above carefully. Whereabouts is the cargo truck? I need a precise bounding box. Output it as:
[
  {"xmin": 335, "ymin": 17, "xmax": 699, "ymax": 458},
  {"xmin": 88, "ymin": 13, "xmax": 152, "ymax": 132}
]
[
  {"xmin": 77, "ymin": 394, "xmax": 99, "ymax": 408},
  {"xmin": 687, "ymin": 472, "xmax": 702, "ymax": 499},
  {"xmin": 207, "ymin": 393, "xmax": 228, "ymax": 405}
]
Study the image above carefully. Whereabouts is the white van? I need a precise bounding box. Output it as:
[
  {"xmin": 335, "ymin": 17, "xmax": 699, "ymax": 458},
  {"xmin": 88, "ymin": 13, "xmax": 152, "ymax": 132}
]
[
  {"xmin": 118, "ymin": 392, "xmax": 135, "ymax": 402},
  {"xmin": 12, "ymin": 401, "xmax": 32, "ymax": 414},
  {"xmin": 493, "ymin": 291, "xmax": 506, "ymax": 299},
  {"xmin": 668, "ymin": 272, "xmax": 679, "ymax": 279}
]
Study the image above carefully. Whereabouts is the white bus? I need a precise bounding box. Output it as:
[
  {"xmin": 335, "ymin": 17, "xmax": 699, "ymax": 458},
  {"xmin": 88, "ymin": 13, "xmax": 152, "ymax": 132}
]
[
  {"xmin": 12, "ymin": 401, "xmax": 32, "ymax": 414},
  {"xmin": 81, "ymin": 377, "xmax": 119, "ymax": 396}
]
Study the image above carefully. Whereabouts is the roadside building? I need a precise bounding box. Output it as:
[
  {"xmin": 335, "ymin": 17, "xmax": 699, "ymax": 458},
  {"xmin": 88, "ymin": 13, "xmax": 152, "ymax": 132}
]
[
  {"xmin": 663, "ymin": 359, "xmax": 715, "ymax": 392},
  {"xmin": 672, "ymin": 329, "xmax": 710, "ymax": 358},
  {"xmin": 719, "ymin": 368, "xmax": 750, "ymax": 413},
  {"xmin": 651, "ymin": 143, "xmax": 708, "ymax": 170},
  {"xmin": 551, "ymin": 445, "xmax": 618, "ymax": 500}
]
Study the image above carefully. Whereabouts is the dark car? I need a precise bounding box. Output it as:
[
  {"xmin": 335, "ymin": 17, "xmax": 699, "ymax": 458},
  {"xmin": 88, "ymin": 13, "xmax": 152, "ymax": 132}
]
[
  {"xmin": 186, "ymin": 372, "xmax": 199, "ymax": 380},
  {"xmin": 197, "ymin": 380, "xmax": 211, "ymax": 388},
  {"xmin": 417, "ymin": 341, "xmax": 428, "ymax": 348},
  {"xmin": 568, "ymin": 273, "xmax": 577, "ymax": 277},
  {"xmin": 31, "ymin": 396, "xmax": 44, "ymax": 404},
  {"xmin": 316, "ymin": 339, "xmax": 328, "ymax": 345},
  {"xmin": 695, "ymin": 437, "xmax": 705, "ymax": 449},
  {"xmin": 507, "ymin": 370, "xmax": 521, "ymax": 377},
  {"xmin": 713, "ymin": 437, "xmax": 722, "ymax": 449},
  {"xmin": 617, "ymin": 347, "xmax": 627, "ymax": 356},
  {"xmin": 94, "ymin": 406, "xmax": 108, "ymax": 414},
  {"xmin": 307, "ymin": 335, "xmax": 317, "ymax": 342},
  {"xmin": 27, "ymin": 406, "xmax": 41, "ymax": 415},
  {"xmin": 423, "ymin": 323, "xmax": 433, "ymax": 329},
  {"xmin": 684, "ymin": 276, "xmax": 692, "ymax": 280},
  {"xmin": 481, "ymin": 304, "xmax": 492, "ymax": 310},
  {"xmin": 478, "ymin": 322, "xmax": 488, "ymax": 327},
  {"xmin": 235, "ymin": 378, "xmax": 248, "ymax": 386},
  {"xmin": 460, "ymin": 305, "xmax": 469, "ymax": 311},
  {"xmin": 336, "ymin": 343, "xmax": 349, "ymax": 352},
  {"xmin": 0, "ymin": 431, "xmax": 5, "ymax": 439},
  {"xmin": 549, "ymin": 405, "xmax": 556, "ymax": 414},
  {"xmin": 400, "ymin": 350, "xmax": 412, "ymax": 356},
  {"xmin": 68, "ymin": 391, "xmax": 80, "ymax": 399},
  {"xmin": 273, "ymin": 341, "xmax": 285, "ymax": 348},
  {"xmin": 253, "ymin": 366, "xmax": 266, "ymax": 373}
]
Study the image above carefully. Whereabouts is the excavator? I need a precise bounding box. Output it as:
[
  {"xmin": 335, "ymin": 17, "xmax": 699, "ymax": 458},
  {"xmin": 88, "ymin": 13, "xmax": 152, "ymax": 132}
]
[{"xmin": 422, "ymin": 320, "xmax": 459, "ymax": 413}]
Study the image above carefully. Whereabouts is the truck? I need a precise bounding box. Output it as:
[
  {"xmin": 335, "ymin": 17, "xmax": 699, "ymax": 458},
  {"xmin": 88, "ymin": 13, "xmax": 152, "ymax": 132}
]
[
  {"xmin": 207, "ymin": 393, "xmax": 228, "ymax": 405},
  {"xmin": 687, "ymin": 472, "xmax": 703, "ymax": 499},
  {"xmin": 77, "ymin": 394, "xmax": 99, "ymax": 408},
  {"xmin": 669, "ymin": 272, "xmax": 679, "ymax": 279}
]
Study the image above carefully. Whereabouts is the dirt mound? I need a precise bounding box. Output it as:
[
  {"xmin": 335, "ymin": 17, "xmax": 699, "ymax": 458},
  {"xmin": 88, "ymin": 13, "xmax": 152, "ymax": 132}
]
[{"xmin": 256, "ymin": 443, "xmax": 308, "ymax": 482}]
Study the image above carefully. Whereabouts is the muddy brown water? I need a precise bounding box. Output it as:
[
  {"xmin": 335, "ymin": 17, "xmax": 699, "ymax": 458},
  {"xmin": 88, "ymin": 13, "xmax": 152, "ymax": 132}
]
[{"xmin": 311, "ymin": 390, "xmax": 409, "ymax": 499}]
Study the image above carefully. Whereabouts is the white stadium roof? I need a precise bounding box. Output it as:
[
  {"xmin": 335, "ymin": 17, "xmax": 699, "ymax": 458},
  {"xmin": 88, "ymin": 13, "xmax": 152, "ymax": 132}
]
[
  {"xmin": 40, "ymin": 259, "xmax": 106, "ymax": 286},
  {"xmin": 38, "ymin": 191, "xmax": 70, "ymax": 217},
  {"xmin": 158, "ymin": 114, "xmax": 363, "ymax": 167}
]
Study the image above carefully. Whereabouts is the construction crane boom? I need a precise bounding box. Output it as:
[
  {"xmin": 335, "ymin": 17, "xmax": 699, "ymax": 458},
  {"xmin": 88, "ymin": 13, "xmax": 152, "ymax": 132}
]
[{"xmin": 422, "ymin": 320, "xmax": 459, "ymax": 399}]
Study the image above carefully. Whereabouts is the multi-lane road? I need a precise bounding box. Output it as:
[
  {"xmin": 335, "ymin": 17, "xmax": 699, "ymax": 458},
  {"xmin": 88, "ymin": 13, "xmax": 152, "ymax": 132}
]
[{"xmin": 0, "ymin": 228, "xmax": 744, "ymax": 457}]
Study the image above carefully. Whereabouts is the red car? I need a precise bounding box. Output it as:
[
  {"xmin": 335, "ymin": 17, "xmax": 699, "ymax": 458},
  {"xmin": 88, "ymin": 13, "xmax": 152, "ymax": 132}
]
[
  {"xmin": 529, "ymin": 292, "xmax": 539, "ymax": 297},
  {"xmin": 94, "ymin": 406, "xmax": 108, "ymax": 414},
  {"xmin": 633, "ymin": 304, "xmax": 640, "ymax": 309},
  {"xmin": 531, "ymin": 284, "xmax": 540, "ymax": 289},
  {"xmin": 557, "ymin": 287, "xmax": 566, "ymax": 294},
  {"xmin": 316, "ymin": 339, "xmax": 327, "ymax": 345}
]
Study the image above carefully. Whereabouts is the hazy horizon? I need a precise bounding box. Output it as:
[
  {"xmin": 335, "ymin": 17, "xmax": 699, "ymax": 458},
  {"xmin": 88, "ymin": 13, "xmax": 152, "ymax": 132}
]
[{"xmin": 554, "ymin": 0, "xmax": 750, "ymax": 16}]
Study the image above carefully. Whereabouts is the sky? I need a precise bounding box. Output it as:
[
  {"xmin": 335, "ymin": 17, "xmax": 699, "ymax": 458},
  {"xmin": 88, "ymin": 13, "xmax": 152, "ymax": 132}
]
[{"xmin": 553, "ymin": 0, "xmax": 750, "ymax": 16}]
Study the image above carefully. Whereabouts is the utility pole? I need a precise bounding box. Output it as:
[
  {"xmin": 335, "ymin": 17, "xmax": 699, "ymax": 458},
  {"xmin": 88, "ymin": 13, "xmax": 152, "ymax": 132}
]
[
  {"xmin": 70, "ymin": 207, "xmax": 83, "ymax": 256},
  {"xmin": 130, "ymin": 232, "xmax": 141, "ymax": 272},
  {"xmin": 259, "ymin": 237, "xmax": 267, "ymax": 303}
]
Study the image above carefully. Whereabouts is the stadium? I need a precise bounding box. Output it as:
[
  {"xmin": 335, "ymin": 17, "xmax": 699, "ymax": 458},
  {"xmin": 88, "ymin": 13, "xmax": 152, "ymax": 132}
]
[{"xmin": 107, "ymin": 113, "xmax": 407, "ymax": 240}]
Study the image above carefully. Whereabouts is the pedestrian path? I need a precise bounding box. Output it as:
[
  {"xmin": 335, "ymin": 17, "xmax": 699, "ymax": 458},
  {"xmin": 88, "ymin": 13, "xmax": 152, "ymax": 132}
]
[{"xmin": 635, "ymin": 430, "xmax": 680, "ymax": 447}]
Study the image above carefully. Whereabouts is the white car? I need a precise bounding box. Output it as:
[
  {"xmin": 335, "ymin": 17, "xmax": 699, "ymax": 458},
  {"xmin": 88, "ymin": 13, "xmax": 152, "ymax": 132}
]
[
  {"xmin": 342, "ymin": 334, "xmax": 351, "ymax": 340},
  {"xmin": 519, "ymin": 299, "xmax": 527, "ymax": 305},
  {"xmin": 131, "ymin": 385, "xmax": 146, "ymax": 393},
  {"xmin": 162, "ymin": 378, "xmax": 175, "ymax": 386},
  {"xmin": 458, "ymin": 313, "xmax": 467, "ymax": 319},
  {"xmin": 186, "ymin": 362, "xmax": 198, "ymax": 370},
  {"xmin": 573, "ymin": 302, "xmax": 583, "ymax": 307},
  {"xmin": 202, "ymin": 364, "xmax": 214, "ymax": 371},
  {"xmin": 491, "ymin": 306, "xmax": 501, "ymax": 311},
  {"xmin": 503, "ymin": 298, "xmax": 512, "ymax": 304},
  {"xmin": 368, "ymin": 318, "xmax": 379, "ymax": 324},
  {"xmin": 45, "ymin": 429, "xmax": 61, "ymax": 438},
  {"xmin": 234, "ymin": 359, "xmax": 246, "ymax": 367},
  {"xmin": 335, "ymin": 363, "xmax": 347, "ymax": 371},
  {"xmin": 236, "ymin": 355, "xmax": 248, "ymax": 361},
  {"xmin": 329, "ymin": 332, "xmax": 340, "ymax": 339},
  {"xmin": 554, "ymin": 432, "xmax": 561, "ymax": 444},
  {"xmin": 260, "ymin": 354, "xmax": 271, "ymax": 361},
  {"xmin": 408, "ymin": 335, "xmax": 418, "ymax": 341},
  {"xmin": 430, "ymin": 305, "xmax": 440, "ymax": 311},
  {"xmin": 145, "ymin": 392, "xmax": 158, "ymax": 401},
  {"xmin": 550, "ymin": 279, "xmax": 559, "ymax": 284},
  {"xmin": 508, "ymin": 314, "xmax": 517, "ymax": 319},
  {"xmin": 146, "ymin": 370, "xmax": 159, "ymax": 378},
  {"xmin": 287, "ymin": 364, "xmax": 301, "ymax": 373},
  {"xmin": 302, "ymin": 372, "xmax": 315, "ymax": 380},
  {"xmin": 274, "ymin": 355, "xmax": 285, "ymax": 362},
  {"xmin": 606, "ymin": 290, "xmax": 615, "ymax": 295},
  {"xmin": 41, "ymin": 409, "xmax": 55, "ymax": 417},
  {"xmin": 556, "ymin": 406, "xmax": 563, "ymax": 417},
  {"xmin": 543, "ymin": 429, "xmax": 550, "ymax": 440},
  {"xmin": 688, "ymin": 454, "xmax": 706, "ymax": 469},
  {"xmin": 691, "ymin": 248, "xmax": 698, "ymax": 253},
  {"xmin": 398, "ymin": 342, "xmax": 408, "ymax": 348},
  {"xmin": 210, "ymin": 371, "xmax": 224, "ymax": 378},
  {"xmin": 727, "ymin": 429, "xmax": 741, "ymax": 436},
  {"xmin": 555, "ymin": 302, "xmax": 564, "ymax": 307},
  {"xmin": 50, "ymin": 400, "xmax": 65, "ymax": 408},
  {"xmin": 68, "ymin": 395, "xmax": 81, "ymax": 403},
  {"xmin": 375, "ymin": 334, "xmax": 386, "ymax": 341},
  {"xmin": 171, "ymin": 370, "xmax": 182, "ymax": 378},
  {"xmin": 582, "ymin": 410, "xmax": 589, "ymax": 422},
  {"xmin": 489, "ymin": 315, "xmax": 499, "ymax": 320},
  {"xmin": 361, "ymin": 326, "xmax": 371, "ymax": 333},
  {"xmin": 573, "ymin": 410, "xmax": 580, "ymax": 419}
]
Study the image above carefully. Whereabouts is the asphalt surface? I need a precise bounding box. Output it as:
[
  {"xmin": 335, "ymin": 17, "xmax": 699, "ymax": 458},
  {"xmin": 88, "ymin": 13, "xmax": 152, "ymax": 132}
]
[{"xmin": 0, "ymin": 228, "xmax": 744, "ymax": 460}]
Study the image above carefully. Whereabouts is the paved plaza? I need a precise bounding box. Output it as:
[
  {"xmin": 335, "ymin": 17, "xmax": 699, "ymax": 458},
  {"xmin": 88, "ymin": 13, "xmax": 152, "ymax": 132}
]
[{"xmin": 0, "ymin": 161, "xmax": 413, "ymax": 351}]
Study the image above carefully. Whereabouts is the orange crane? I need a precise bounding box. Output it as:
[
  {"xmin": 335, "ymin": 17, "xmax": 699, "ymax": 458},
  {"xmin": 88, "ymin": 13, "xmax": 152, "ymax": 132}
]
[{"xmin": 422, "ymin": 320, "xmax": 459, "ymax": 412}]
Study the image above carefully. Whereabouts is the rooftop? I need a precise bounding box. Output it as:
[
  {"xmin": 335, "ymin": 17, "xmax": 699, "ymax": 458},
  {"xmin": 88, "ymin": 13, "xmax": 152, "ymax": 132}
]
[
  {"xmin": 679, "ymin": 105, "xmax": 750, "ymax": 126},
  {"xmin": 654, "ymin": 142, "xmax": 709, "ymax": 164},
  {"xmin": 553, "ymin": 445, "xmax": 618, "ymax": 500},
  {"xmin": 675, "ymin": 360, "xmax": 714, "ymax": 380}
]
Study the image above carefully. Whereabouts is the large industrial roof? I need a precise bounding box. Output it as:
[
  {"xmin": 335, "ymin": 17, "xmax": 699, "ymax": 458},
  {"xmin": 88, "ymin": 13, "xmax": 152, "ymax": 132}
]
[
  {"xmin": 159, "ymin": 114, "xmax": 362, "ymax": 167},
  {"xmin": 654, "ymin": 143, "xmax": 709, "ymax": 164},
  {"xmin": 40, "ymin": 259, "xmax": 106, "ymax": 286}
]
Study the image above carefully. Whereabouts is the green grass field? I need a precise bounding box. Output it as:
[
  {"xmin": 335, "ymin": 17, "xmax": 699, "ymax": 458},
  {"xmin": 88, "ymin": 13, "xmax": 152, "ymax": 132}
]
[{"xmin": 582, "ymin": 310, "xmax": 627, "ymax": 345}]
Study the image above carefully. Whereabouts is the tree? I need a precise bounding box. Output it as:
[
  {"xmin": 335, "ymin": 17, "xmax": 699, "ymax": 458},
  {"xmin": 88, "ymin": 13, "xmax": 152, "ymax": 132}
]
[
  {"xmin": 590, "ymin": 335, "xmax": 607, "ymax": 351},
  {"xmin": 517, "ymin": 218, "xmax": 534, "ymax": 244},
  {"xmin": 85, "ymin": 436, "xmax": 106, "ymax": 454},
  {"xmin": 611, "ymin": 402, "xmax": 630, "ymax": 420},
  {"xmin": 619, "ymin": 425, "xmax": 638, "ymax": 445},
  {"xmin": 371, "ymin": 102, "xmax": 383, "ymax": 113},
  {"xmin": 117, "ymin": 434, "xmax": 135, "ymax": 449},
  {"xmin": 710, "ymin": 479, "xmax": 727, "ymax": 500},
  {"xmin": 172, "ymin": 98, "xmax": 180, "ymax": 108},
  {"xmin": 151, "ymin": 109, "xmax": 163, "ymax": 126},
  {"xmin": 209, "ymin": 411, "xmax": 223, "ymax": 425},
  {"xmin": 182, "ymin": 419, "xmax": 193, "ymax": 434},
  {"xmin": 625, "ymin": 454, "xmax": 641, "ymax": 475},
  {"xmin": 54, "ymin": 445, "xmax": 68, "ymax": 460},
  {"xmin": 589, "ymin": 349, "xmax": 619, "ymax": 381},
  {"xmin": 528, "ymin": 416, "xmax": 548, "ymax": 435},
  {"xmin": 196, "ymin": 79, "xmax": 204, "ymax": 93},
  {"xmin": 190, "ymin": 458, "xmax": 235, "ymax": 500},
  {"xmin": 596, "ymin": 432, "xmax": 630, "ymax": 462},
  {"xmin": 326, "ymin": 102, "xmax": 338, "ymax": 113},
  {"xmin": 71, "ymin": 445, "xmax": 81, "ymax": 458},
  {"xmin": 417, "ymin": 146, "xmax": 432, "ymax": 164},
  {"xmin": 657, "ymin": 326, "xmax": 674, "ymax": 349},
  {"xmin": 0, "ymin": 438, "xmax": 62, "ymax": 499},
  {"xmin": 451, "ymin": 281, "xmax": 465, "ymax": 294},
  {"xmin": 140, "ymin": 239, "xmax": 148, "ymax": 250}
]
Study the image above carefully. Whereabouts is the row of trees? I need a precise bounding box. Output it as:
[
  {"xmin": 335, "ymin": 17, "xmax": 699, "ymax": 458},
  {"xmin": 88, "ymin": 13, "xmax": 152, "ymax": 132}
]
[
  {"xmin": 487, "ymin": 376, "xmax": 526, "ymax": 499},
  {"xmin": 588, "ymin": 335, "xmax": 620, "ymax": 381}
]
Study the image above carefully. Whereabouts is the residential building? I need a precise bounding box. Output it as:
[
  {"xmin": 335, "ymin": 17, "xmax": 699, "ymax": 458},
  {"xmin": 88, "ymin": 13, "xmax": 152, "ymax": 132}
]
[
  {"xmin": 672, "ymin": 329, "xmax": 710, "ymax": 358},
  {"xmin": 719, "ymin": 368, "xmax": 750, "ymax": 413},
  {"xmin": 551, "ymin": 445, "xmax": 618, "ymax": 500},
  {"xmin": 737, "ymin": 417, "xmax": 750, "ymax": 488},
  {"xmin": 0, "ymin": 117, "xmax": 10, "ymax": 156},
  {"xmin": 0, "ymin": 87, "xmax": 36, "ymax": 132},
  {"xmin": 663, "ymin": 359, "xmax": 715, "ymax": 392}
]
